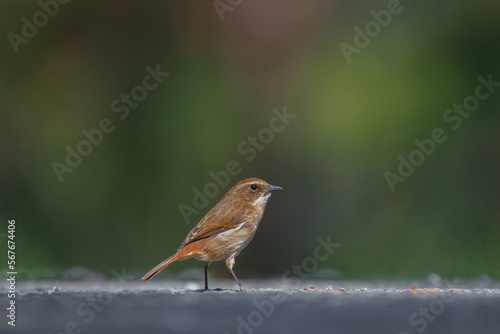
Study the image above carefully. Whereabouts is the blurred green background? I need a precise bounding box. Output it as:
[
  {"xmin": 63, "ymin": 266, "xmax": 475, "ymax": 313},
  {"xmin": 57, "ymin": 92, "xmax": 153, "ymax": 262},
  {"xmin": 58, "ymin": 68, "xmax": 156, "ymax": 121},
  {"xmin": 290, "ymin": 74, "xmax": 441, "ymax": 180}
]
[{"xmin": 1, "ymin": 0, "xmax": 499, "ymax": 281}]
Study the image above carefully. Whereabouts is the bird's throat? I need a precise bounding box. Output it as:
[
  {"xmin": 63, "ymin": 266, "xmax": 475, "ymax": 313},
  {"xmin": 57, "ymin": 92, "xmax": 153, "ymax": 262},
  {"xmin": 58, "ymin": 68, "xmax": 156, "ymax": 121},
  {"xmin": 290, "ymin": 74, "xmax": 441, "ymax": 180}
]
[{"xmin": 252, "ymin": 193, "xmax": 271, "ymax": 207}]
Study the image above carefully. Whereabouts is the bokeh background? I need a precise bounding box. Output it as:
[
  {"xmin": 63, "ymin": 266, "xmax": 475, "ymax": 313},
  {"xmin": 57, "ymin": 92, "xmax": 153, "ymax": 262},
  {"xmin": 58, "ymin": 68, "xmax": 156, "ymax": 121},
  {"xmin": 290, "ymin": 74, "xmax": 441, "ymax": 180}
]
[{"xmin": 1, "ymin": 0, "xmax": 499, "ymax": 281}]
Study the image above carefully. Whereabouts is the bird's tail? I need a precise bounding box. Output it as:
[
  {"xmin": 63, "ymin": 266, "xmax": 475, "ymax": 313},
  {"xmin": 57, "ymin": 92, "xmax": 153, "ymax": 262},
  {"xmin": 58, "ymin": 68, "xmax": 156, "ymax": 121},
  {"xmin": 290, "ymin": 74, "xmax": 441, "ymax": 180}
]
[
  {"xmin": 141, "ymin": 252, "xmax": 183, "ymax": 281},
  {"xmin": 141, "ymin": 238, "xmax": 208, "ymax": 281}
]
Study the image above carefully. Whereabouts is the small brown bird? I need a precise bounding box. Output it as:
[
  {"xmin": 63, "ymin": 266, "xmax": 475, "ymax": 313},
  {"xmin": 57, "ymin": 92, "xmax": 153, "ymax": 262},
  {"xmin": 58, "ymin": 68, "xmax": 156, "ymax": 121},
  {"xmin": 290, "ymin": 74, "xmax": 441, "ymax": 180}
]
[{"xmin": 141, "ymin": 178, "xmax": 282, "ymax": 292}]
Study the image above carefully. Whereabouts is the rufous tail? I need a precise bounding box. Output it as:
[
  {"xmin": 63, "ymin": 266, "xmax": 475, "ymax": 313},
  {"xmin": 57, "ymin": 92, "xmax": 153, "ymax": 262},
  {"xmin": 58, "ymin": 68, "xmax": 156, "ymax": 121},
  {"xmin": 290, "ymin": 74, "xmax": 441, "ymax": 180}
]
[
  {"xmin": 141, "ymin": 252, "xmax": 183, "ymax": 281},
  {"xmin": 141, "ymin": 239, "xmax": 208, "ymax": 281}
]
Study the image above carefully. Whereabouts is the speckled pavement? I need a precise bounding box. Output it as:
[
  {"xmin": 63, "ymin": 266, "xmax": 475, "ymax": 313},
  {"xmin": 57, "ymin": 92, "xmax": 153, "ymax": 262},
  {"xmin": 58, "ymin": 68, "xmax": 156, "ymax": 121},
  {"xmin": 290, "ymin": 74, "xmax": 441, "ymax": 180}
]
[{"xmin": 1, "ymin": 277, "xmax": 499, "ymax": 334}]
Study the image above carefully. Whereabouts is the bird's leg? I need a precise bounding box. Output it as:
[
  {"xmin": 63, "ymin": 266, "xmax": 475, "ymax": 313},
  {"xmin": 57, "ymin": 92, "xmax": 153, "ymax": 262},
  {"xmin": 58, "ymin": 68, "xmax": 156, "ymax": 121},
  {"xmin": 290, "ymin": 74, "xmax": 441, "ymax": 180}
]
[
  {"xmin": 228, "ymin": 267, "xmax": 245, "ymax": 292},
  {"xmin": 226, "ymin": 257, "xmax": 245, "ymax": 292},
  {"xmin": 204, "ymin": 261, "xmax": 210, "ymax": 291}
]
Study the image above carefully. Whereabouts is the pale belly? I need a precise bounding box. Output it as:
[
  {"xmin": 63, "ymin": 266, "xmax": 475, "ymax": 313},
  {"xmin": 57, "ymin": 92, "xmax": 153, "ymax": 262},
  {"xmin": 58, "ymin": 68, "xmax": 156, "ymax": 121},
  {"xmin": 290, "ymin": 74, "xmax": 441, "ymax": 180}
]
[{"xmin": 195, "ymin": 224, "xmax": 258, "ymax": 262}]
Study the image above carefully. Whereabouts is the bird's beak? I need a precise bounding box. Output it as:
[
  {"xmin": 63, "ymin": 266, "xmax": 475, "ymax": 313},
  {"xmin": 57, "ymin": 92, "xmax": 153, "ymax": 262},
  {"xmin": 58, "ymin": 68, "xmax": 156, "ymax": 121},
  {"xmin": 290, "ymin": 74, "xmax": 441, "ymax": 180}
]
[{"xmin": 264, "ymin": 184, "xmax": 283, "ymax": 193}]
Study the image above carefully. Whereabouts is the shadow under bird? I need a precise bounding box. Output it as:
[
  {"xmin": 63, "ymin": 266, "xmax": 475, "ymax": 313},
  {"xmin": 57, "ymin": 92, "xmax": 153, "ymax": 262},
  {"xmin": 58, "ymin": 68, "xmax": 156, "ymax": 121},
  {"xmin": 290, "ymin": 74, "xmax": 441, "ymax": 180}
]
[{"xmin": 141, "ymin": 178, "xmax": 283, "ymax": 292}]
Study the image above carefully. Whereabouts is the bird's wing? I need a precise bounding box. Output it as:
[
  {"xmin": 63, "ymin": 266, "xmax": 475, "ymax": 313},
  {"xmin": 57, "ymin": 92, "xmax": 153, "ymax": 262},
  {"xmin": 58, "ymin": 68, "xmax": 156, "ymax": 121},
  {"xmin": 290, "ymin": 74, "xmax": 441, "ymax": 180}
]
[{"xmin": 177, "ymin": 205, "xmax": 248, "ymax": 251}]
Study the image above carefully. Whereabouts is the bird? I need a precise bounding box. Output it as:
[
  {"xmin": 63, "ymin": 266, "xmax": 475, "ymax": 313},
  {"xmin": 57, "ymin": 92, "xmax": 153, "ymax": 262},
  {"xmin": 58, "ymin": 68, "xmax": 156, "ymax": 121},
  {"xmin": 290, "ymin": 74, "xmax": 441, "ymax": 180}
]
[{"xmin": 141, "ymin": 178, "xmax": 283, "ymax": 292}]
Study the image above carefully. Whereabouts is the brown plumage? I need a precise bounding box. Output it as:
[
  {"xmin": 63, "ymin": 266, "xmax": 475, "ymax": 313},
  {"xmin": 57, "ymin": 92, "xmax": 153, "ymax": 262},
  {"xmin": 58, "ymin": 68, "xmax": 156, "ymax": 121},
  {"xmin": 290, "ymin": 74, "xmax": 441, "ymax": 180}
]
[{"xmin": 141, "ymin": 178, "xmax": 282, "ymax": 292}]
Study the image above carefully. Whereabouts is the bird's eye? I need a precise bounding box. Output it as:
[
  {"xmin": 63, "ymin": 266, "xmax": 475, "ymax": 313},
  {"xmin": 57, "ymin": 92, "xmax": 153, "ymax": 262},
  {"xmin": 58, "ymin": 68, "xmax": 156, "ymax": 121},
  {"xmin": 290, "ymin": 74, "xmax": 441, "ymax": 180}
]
[{"xmin": 250, "ymin": 184, "xmax": 257, "ymax": 191}]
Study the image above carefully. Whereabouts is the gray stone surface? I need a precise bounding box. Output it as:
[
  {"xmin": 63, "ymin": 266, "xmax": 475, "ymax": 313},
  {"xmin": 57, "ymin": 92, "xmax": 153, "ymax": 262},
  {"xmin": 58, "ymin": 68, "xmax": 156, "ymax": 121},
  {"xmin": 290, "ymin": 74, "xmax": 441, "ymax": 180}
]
[{"xmin": 1, "ymin": 278, "xmax": 499, "ymax": 334}]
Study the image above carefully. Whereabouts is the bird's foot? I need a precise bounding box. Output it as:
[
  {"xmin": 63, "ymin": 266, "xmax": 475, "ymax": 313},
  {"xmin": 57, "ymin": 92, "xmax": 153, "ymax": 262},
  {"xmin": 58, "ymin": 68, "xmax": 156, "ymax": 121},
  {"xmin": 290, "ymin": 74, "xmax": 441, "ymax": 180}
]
[{"xmin": 186, "ymin": 288, "xmax": 224, "ymax": 293}]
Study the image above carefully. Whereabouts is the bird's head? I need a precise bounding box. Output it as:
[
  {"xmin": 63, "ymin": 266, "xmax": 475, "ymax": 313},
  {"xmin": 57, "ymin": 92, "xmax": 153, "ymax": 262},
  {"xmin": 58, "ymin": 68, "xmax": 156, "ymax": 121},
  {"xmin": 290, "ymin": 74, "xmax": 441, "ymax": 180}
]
[{"xmin": 229, "ymin": 178, "xmax": 283, "ymax": 206}]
